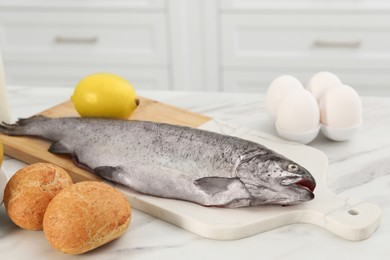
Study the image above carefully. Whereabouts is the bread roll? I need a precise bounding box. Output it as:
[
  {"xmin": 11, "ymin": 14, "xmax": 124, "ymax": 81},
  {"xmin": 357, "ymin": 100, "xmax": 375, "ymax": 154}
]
[
  {"xmin": 4, "ymin": 163, "xmax": 73, "ymax": 230},
  {"xmin": 43, "ymin": 181, "xmax": 131, "ymax": 254}
]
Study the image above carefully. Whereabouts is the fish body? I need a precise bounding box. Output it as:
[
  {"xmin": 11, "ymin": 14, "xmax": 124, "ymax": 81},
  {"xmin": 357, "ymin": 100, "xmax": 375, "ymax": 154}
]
[{"xmin": 0, "ymin": 116, "xmax": 316, "ymax": 208}]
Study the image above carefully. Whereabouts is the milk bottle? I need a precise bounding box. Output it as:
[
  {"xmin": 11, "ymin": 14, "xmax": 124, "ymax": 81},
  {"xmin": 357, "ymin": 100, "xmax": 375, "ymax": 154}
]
[{"xmin": 0, "ymin": 48, "xmax": 11, "ymax": 124}]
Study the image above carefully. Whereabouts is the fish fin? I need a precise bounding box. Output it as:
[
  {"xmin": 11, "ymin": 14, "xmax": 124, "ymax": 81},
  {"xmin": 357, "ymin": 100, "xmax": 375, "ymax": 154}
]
[
  {"xmin": 0, "ymin": 115, "xmax": 48, "ymax": 136},
  {"xmin": 224, "ymin": 199, "xmax": 252, "ymax": 208},
  {"xmin": 71, "ymin": 154, "xmax": 94, "ymax": 172},
  {"xmin": 194, "ymin": 177, "xmax": 242, "ymax": 196},
  {"xmin": 48, "ymin": 141, "xmax": 72, "ymax": 154},
  {"xmin": 94, "ymin": 166, "xmax": 122, "ymax": 182}
]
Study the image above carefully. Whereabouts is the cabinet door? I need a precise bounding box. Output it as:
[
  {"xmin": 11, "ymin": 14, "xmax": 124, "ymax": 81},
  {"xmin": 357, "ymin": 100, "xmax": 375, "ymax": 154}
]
[
  {"xmin": 0, "ymin": 0, "xmax": 166, "ymax": 9},
  {"xmin": 221, "ymin": 0, "xmax": 390, "ymax": 10},
  {"xmin": 0, "ymin": 11, "xmax": 168, "ymax": 65},
  {"xmin": 222, "ymin": 14, "xmax": 390, "ymax": 70},
  {"xmin": 222, "ymin": 69, "xmax": 390, "ymax": 96},
  {"xmin": 4, "ymin": 64, "xmax": 170, "ymax": 90}
]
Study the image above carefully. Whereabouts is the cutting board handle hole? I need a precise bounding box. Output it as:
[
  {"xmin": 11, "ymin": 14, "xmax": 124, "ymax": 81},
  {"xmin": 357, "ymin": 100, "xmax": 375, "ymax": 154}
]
[{"xmin": 348, "ymin": 209, "xmax": 359, "ymax": 216}]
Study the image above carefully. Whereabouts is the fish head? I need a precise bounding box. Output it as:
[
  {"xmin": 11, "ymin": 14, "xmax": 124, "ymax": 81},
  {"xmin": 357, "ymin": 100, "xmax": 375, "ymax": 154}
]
[{"xmin": 236, "ymin": 154, "xmax": 316, "ymax": 206}]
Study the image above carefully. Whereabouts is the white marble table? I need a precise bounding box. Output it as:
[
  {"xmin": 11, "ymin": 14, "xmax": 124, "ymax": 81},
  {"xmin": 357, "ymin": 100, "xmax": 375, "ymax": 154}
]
[{"xmin": 1, "ymin": 86, "xmax": 389, "ymax": 260}]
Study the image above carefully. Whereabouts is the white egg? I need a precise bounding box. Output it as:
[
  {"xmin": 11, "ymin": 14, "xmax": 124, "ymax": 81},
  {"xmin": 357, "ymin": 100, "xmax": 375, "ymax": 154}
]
[
  {"xmin": 307, "ymin": 72, "xmax": 342, "ymax": 103},
  {"xmin": 266, "ymin": 75, "xmax": 303, "ymax": 121},
  {"xmin": 319, "ymin": 84, "xmax": 362, "ymax": 128},
  {"xmin": 276, "ymin": 89, "xmax": 320, "ymax": 133}
]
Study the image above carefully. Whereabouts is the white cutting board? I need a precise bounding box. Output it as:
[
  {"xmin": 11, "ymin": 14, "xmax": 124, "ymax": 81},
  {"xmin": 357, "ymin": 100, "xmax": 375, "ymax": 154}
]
[{"xmin": 113, "ymin": 119, "xmax": 381, "ymax": 241}]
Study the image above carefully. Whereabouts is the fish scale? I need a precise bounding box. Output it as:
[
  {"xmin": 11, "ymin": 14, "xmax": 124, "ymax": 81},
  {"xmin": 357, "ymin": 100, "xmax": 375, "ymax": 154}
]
[{"xmin": 0, "ymin": 115, "xmax": 316, "ymax": 208}]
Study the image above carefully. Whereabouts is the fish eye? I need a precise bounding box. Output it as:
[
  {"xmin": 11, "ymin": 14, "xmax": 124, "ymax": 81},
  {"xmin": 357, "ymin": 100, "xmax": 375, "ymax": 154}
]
[{"xmin": 288, "ymin": 164, "xmax": 299, "ymax": 172}]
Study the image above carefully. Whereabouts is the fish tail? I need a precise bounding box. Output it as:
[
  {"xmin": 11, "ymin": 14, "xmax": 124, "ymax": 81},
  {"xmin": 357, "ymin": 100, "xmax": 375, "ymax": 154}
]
[{"xmin": 0, "ymin": 115, "xmax": 49, "ymax": 136}]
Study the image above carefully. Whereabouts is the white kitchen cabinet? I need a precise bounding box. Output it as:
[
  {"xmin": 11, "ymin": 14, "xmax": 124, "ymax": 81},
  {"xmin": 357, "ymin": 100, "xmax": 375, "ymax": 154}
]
[
  {"xmin": 0, "ymin": 0, "xmax": 389, "ymax": 95},
  {"xmin": 0, "ymin": 0, "xmax": 171, "ymax": 90},
  {"xmin": 4, "ymin": 64, "xmax": 170, "ymax": 90},
  {"xmin": 219, "ymin": 0, "xmax": 390, "ymax": 94},
  {"xmin": 221, "ymin": 0, "xmax": 390, "ymax": 11},
  {"xmin": 222, "ymin": 14, "xmax": 390, "ymax": 70},
  {"xmin": 222, "ymin": 69, "xmax": 390, "ymax": 96},
  {"xmin": 1, "ymin": 12, "xmax": 168, "ymax": 65},
  {"xmin": 0, "ymin": 0, "xmax": 166, "ymax": 9}
]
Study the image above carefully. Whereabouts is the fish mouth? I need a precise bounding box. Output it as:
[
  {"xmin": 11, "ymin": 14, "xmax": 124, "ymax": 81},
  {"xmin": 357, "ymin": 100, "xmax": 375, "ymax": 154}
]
[{"xmin": 294, "ymin": 179, "xmax": 316, "ymax": 193}]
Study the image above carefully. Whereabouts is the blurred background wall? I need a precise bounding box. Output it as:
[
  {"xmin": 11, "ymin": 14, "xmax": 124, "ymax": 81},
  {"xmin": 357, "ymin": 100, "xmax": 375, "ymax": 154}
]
[{"xmin": 0, "ymin": 0, "xmax": 389, "ymax": 95}]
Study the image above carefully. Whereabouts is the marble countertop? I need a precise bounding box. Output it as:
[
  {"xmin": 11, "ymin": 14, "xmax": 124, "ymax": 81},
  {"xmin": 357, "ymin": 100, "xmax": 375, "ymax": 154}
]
[{"xmin": 1, "ymin": 86, "xmax": 389, "ymax": 260}]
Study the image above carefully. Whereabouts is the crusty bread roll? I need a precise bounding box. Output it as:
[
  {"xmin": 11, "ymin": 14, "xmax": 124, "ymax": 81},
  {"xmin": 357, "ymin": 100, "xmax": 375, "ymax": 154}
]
[
  {"xmin": 4, "ymin": 163, "xmax": 73, "ymax": 230},
  {"xmin": 43, "ymin": 181, "xmax": 131, "ymax": 254}
]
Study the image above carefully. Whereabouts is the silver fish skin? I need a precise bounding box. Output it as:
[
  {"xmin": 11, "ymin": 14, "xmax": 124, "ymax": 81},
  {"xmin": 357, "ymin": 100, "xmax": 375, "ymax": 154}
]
[{"xmin": 0, "ymin": 116, "xmax": 316, "ymax": 208}]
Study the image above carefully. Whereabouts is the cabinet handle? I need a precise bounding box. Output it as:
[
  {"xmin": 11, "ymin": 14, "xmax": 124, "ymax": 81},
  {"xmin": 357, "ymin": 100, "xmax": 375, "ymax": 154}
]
[
  {"xmin": 54, "ymin": 36, "xmax": 98, "ymax": 44},
  {"xmin": 313, "ymin": 40, "xmax": 361, "ymax": 49}
]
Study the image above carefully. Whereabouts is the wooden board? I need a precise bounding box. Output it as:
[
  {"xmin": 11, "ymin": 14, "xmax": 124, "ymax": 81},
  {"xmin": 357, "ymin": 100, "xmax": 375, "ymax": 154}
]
[
  {"xmin": 1, "ymin": 97, "xmax": 211, "ymax": 182},
  {"xmin": 0, "ymin": 98, "xmax": 381, "ymax": 241}
]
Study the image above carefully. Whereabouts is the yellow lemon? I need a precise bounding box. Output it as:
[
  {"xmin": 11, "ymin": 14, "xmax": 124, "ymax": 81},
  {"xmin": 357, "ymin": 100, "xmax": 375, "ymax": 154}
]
[
  {"xmin": 71, "ymin": 73, "xmax": 138, "ymax": 119},
  {"xmin": 0, "ymin": 138, "xmax": 3, "ymax": 168}
]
